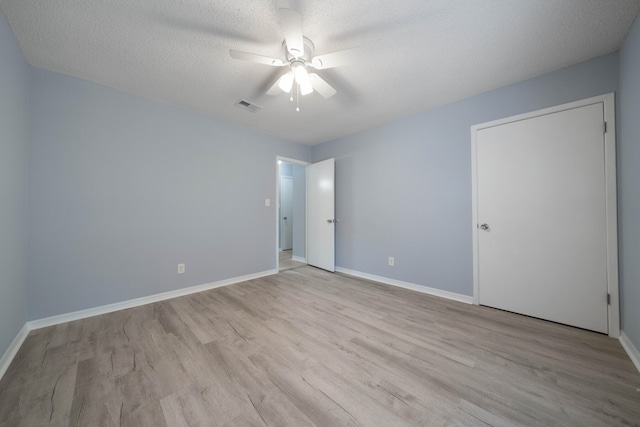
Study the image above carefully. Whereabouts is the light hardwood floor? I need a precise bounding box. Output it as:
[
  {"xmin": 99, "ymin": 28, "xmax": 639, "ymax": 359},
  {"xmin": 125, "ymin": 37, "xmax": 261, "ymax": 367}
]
[
  {"xmin": 1, "ymin": 266, "xmax": 639, "ymax": 426},
  {"xmin": 279, "ymin": 250, "xmax": 306, "ymax": 271}
]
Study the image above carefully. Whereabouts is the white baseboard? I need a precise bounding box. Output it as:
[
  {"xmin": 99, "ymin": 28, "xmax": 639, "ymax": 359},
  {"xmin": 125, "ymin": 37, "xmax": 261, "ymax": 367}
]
[
  {"xmin": 27, "ymin": 269, "xmax": 278, "ymax": 330},
  {"xmin": 292, "ymin": 256, "xmax": 307, "ymax": 263},
  {"xmin": 335, "ymin": 267, "xmax": 473, "ymax": 305},
  {"xmin": 619, "ymin": 331, "xmax": 640, "ymax": 374},
  {"xmin": 0, "ymin": 324, "xmax": 29, "ymax": 380}
]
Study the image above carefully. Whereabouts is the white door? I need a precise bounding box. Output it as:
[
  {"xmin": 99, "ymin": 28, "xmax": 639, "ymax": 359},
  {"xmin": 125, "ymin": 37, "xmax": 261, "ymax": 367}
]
[
  {"xmin": 280, "ymin": 176, "xmax": 293, "ymax": 251},
  {"xmin": 307, "ymin": 158, "xmax": 335, "ymax": 272},
  {"xmin": 476, "ymin": 103, "xmax": 608, "ymax": 333}
]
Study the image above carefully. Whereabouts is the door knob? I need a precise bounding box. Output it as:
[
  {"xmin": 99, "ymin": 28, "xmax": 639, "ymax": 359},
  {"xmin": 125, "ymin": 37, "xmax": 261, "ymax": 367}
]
[
  {"xmin": 327, "ymin": 219, "xmax": 335, "ymax": 224},
  {"xmin": 480, "ymin": 223, "xmax": 489, "ymax": 230},
  {"xmin": 283, "ymin": 217, "xmax": 288, "ymax": 220}
]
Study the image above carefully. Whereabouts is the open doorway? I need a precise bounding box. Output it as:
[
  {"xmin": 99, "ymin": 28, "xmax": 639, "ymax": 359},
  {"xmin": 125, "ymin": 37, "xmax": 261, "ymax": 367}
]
[{"xmin": 277, "ymin": 157, "xmax": 309, "ymax": 271}]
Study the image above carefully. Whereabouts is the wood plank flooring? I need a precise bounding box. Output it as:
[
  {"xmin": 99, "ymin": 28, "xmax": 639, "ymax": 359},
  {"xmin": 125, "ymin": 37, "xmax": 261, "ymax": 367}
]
[
  {"xmin": 1, "ymin": 266, "xmax": 639, "ymax": 426},
  {"xmin": 279, "ymin": 250, "xmax": 306, "ymax": 271}
]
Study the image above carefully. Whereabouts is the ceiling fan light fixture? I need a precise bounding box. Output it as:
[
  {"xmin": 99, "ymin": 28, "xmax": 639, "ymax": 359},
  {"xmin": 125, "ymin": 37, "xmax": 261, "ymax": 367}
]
[
  {"xmin": 278, "ymin": 71, "xmax": 294, "ymax": 93},
  {"xmin": 293, "ymin": 63, "xmax": 313, "ymax": 95},
  {"xmin": 230, "ymin": 9, "xmax": 348, "ymax": 105},
  {"xmin": 293, "ymin": 63, "xmax": 308, "ymax": 83},
  {"xmin": 299, "ymin": 79, "xmax": 313, "ymax": 96}
]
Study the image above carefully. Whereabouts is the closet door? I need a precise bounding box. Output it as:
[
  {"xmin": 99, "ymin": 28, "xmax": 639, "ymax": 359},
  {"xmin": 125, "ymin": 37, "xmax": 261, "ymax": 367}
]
[{"xmin": 476, "ymin": 102, "xmax": 608, "ymax": 333}]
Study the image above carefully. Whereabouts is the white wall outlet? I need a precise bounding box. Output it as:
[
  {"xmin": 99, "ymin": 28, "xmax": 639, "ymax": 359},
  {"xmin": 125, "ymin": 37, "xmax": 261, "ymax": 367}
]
[
  {"xmin": 177, "ymin": 263, "xmax": 185, "ymax": 274},
  {"xmin": 388, "ymin": 257, "xmax": 395, "ymax": 266},
  {"xmin": 265, "ymin": 198, "xmax": 271, "ymax": 207}
]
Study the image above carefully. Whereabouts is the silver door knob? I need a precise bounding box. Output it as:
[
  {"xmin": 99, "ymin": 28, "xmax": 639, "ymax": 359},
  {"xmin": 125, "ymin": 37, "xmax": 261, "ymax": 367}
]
[
  {"xmin": 480, "ymin": 223, "xmax": 489, "ymax": 230},
  {"xmin": 327, "ymin": 219, "xmax": 335, "ymax": 223},
  {"xmin": 283, "ymin": 217, "xmax": 288, "ymax": 220}
]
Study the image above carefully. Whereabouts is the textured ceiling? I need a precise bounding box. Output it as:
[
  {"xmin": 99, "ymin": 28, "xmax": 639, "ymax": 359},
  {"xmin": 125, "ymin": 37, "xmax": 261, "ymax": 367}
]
[{"xmin": 2, "ymin": 0, "xmax": 639, "ymax": 145}]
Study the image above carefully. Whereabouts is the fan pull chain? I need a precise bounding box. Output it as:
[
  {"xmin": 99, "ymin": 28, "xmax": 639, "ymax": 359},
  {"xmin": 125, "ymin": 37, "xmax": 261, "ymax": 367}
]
[{"xmin": 296, "ymin": 84, "xmax": 300, "ymax": 112}]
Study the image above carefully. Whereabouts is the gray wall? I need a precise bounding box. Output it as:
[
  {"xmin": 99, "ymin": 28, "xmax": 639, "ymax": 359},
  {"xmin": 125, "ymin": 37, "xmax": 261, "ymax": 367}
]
[
  {"xmin": 279, "ymin": 163, "xmax": 293, "ymax": 178},
  {"xmin": 28, "ymin": 68, "xmax": 310, "ymax": 320},
  {"xmin": 292, "ymin": 164, "xmax": 306, "ymax": 259},
  {"xmin": 619, "ymin": 16, "xmax": 640, "ymax": 351},
  {"xmin": 312, "ymin": 53, "xmax": 619, "ymax": 297},
  {"xmin": 0, "ymin": 12, "xmax": 29, "ymax": 357}
]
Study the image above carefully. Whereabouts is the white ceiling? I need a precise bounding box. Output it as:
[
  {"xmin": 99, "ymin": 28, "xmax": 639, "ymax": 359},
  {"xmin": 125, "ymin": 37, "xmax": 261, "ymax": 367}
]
[{"xmin": 2, "ymin": 0, "xmax": 639, "ymax": 146}]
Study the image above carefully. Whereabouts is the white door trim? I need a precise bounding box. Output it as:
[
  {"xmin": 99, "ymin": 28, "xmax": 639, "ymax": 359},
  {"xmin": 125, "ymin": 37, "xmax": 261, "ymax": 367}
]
[
  {"xmin": 470, "ymin": 93, "xmax": 619, "ymax": 337},
  {"xmin": 276, "ymin": 156, "xmax": 310, "ymax": 270}
]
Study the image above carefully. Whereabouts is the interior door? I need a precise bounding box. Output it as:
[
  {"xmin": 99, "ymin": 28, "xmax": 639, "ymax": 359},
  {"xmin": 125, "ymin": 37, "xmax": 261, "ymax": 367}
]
[
  {"xmin": 476, "ymin": 103, "xmax": 608, "ymax": 333},
  {"xmin": 280, "ymin": 176, "xmax": 293, "ymax": 251},
  {"xmin": 307, "ymin": 158, "xmax": 335, "ymax": 272}
]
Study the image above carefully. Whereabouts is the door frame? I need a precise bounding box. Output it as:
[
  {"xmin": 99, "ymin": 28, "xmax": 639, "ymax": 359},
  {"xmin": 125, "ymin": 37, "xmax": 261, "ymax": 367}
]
[
  {"xmin": 470, "ymin": 93, "xmax": 619, "ymax": 337},
  {"xmin": 276, "ymin": 156, "xmax": 310, "ymax": 270}
]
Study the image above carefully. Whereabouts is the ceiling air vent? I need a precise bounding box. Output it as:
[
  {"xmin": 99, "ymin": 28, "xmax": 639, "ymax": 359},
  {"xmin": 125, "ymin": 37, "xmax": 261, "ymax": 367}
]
[{"xmin": 234, "ymin": 99, "xmax": 262, "ymax": 113}]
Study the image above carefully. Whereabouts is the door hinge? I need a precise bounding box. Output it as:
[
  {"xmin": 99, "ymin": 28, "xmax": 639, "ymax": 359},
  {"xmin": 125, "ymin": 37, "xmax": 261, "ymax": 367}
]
[
  {"xmin": 607, "ymin": 293, "xmax": 611, "ymax": 305},
  {"xmin": 603, "ymin": 122, "xmax": 607, "ymax": 133}
]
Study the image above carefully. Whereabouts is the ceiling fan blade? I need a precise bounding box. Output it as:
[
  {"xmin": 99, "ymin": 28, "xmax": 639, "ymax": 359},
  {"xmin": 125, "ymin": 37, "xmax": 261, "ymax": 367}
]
[
  {"xmin": 266, "ymin": 79, "xmax": 282, "ymax": 95},
  {"xmin": 229, "ymin": 49, "xmax": 285, "ymax": 66},
  {"xmin": 310, "ymin": 48, "xmax": 358, "ymax": 69},
  {"xmin": 266, "ymin": 71, "xmax": 294, "ymax": 95},
  {"xmin": 309, "ymin": 73, "xmax": 337, "ymax": 99},
  {"xmin": 278, "ymin": 8, "xmax": 304, "ymax": 57}
]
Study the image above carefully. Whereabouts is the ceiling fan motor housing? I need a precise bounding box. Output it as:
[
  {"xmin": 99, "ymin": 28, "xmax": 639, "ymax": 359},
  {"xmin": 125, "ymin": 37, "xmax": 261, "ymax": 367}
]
[{"xmin": 284, "ymin": 36, "xmax": 315, "ymax": 63}]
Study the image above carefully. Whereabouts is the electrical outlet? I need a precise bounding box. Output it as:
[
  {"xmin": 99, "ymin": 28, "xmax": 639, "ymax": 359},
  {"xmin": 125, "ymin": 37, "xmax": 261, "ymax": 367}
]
[
  {"xmin": 388, "ymin": 257, "xmax": 394, "ymax": 266},
  {"xmin": 177, "ymin": 263, "xmax": 185, "ymax": 274},
  {"xmin": 265, "ymin": 198, "xmax": 271, "ymax": 207}
]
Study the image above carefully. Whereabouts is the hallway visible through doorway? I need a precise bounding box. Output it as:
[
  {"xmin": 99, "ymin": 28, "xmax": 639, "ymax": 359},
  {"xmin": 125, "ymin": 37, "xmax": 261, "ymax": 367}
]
[{"xmin": 279, "ymin": 250, "xmax": 305, "ymax": 271}]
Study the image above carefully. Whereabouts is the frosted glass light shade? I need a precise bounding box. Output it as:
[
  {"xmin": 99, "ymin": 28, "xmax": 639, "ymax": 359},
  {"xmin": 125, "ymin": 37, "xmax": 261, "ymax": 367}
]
[
  {"xmin": 294, "ymin": 65, "xmax": 313, "ymax": 96},
  {"xmin": 278, "ymin": 71, "xmax": 294, "ymax": 93}
]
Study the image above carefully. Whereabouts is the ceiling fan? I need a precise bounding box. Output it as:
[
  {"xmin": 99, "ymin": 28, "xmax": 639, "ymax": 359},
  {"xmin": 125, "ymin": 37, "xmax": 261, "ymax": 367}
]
[{"xmin": 229, "ymin": 8, "xmax": 356, "ymax": 108}]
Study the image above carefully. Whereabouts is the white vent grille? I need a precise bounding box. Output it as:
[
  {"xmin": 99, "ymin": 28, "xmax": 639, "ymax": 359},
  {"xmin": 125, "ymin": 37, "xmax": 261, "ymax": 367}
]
[{"xmin": 234, "ymin": 99, "xmax": 261, "ymax": 113}]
